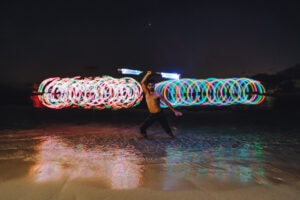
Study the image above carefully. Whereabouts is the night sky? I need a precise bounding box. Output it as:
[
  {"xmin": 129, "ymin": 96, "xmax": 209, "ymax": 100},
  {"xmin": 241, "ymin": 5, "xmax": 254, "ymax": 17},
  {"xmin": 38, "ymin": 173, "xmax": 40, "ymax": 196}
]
[{"xmin": 1, "ymin": 1, "xmax": 300, "ymax": 85}]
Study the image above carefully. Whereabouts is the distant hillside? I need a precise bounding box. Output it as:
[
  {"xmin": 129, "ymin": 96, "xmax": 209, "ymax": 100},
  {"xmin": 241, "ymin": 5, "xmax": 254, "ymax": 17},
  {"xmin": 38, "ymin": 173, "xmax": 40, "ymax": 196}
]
[
  {"xmin": 252, "ymin": 64, "xmax": 300, "ymax": 91},
  {"xmin": 274, "ymin": 64, "xmax": 300, "ymax": 80}
]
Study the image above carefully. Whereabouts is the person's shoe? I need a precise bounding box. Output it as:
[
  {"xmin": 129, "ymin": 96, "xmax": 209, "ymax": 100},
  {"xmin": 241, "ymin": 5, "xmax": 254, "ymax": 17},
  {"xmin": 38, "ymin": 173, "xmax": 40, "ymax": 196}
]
[
  {"xmin": 140, "ymin": 132, "xmax": 148, "ymax": 139},
  {"xmin": 167, "ymin": 132, "xmax": 176, "ymax": 139}
]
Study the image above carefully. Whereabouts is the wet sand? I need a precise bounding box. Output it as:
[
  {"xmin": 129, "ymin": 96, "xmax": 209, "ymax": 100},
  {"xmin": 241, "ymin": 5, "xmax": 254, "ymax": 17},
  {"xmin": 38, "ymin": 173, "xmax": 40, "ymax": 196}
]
[{"xmin": 0, "ymin": 105, "xmax": 300, "ymax": 199}]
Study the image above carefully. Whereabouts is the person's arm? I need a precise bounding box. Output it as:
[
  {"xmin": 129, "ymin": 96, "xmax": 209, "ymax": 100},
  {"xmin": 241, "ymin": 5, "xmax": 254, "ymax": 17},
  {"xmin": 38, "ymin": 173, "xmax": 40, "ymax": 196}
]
[
  {"xmin": 159, "ymin": 93, "xmax": 183, "ymax": 117},
  {"xmin": 141, "ymin": 71, "xmax": 152, "ymax": 95}
]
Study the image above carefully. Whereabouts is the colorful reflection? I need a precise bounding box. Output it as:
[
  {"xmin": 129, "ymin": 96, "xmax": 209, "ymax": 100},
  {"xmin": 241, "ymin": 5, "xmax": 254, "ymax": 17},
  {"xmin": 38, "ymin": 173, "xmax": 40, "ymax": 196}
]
[
  {"xmin": 163, "ymin": 137, "xmax": 266, "ymax": 186},
  {"xmin": 30, "ymin": 136, "xmax": 143, "ymax": 189}
]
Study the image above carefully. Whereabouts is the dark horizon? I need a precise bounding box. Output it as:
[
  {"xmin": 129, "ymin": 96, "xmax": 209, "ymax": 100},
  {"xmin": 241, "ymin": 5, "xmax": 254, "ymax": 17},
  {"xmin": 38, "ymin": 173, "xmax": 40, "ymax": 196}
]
[
  {"xmin": 0, "ymin": 64, "xmax": 299, "ymax": 110},
  {"xmin": 1, "ymin": 63, "xmax": 299, "ymax": 88}
]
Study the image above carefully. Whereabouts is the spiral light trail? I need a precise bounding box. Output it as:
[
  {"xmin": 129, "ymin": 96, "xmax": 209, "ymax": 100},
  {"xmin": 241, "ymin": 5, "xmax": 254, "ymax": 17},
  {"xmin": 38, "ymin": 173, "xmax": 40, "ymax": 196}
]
[
  {"xmin": 36, "ymin": 76, "xmax": 266, "ymax": 109},
  {"xmin": 37, "ymin": 76, "xmax": 143, "ymax": 109},
  {"xmin": 155, "ymin": 78, "xmax": 266, "ymax": 107}
]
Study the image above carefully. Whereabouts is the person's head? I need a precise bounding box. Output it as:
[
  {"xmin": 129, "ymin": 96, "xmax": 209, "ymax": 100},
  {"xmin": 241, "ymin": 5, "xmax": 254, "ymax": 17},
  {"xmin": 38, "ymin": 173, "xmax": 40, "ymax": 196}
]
[{"xmin": 146, "ymin": 79, "xmax": 155, "ymax": 91}]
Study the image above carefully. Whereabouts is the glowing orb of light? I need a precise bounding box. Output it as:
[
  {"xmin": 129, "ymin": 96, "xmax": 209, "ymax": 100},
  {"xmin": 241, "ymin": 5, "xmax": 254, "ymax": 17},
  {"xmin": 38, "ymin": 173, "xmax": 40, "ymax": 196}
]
[
  {"xmin": 37, "ymin": 76, "xmax": 143, "ymax": 110},
  {"xmin": 155, "ymin": 78, "xmax": 266, "ymax": 107}
]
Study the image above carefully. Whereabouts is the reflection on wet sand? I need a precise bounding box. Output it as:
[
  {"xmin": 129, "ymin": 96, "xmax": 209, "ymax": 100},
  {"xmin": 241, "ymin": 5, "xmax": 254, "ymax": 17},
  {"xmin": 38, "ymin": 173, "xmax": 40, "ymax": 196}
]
[
  {"xmin": 163, "ymin": 137, "xmax": 267, "ymax": 187},
  {"xmin": 0, "ymin": 105, "xmax": 300, "ymax": 199},
  {"xmin": 28, "ymin": 130, "xmax": 275, "ymax": 191},
  {"xmin": 30, "ymin": 136, "xmax": 143, "ymax": 189},
  {"xmin": 0, "ymin": 120, "xmax": 299, "ymax": 199}
]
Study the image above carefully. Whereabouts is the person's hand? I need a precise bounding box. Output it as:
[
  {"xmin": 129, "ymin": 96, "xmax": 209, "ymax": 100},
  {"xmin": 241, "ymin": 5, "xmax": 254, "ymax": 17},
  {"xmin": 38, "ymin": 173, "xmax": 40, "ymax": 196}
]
[
  {"xmin": 174, "ymin": 110, "xmax": 183, "ymax": 117},
  {"xmin": 146, "ymin": 71, "xmax": 152, "ymax": 76}
]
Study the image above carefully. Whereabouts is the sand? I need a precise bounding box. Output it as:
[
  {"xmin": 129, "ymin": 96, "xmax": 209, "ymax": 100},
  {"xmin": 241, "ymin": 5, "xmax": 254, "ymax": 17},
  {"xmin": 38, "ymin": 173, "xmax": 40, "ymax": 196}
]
[{"xmin": 0, "ymin": 106, "xmax": 299, "ymax": 199}]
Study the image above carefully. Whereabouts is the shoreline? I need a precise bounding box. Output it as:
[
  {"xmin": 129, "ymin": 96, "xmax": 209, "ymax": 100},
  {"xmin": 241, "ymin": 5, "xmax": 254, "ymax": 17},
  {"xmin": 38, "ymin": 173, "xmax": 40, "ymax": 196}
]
[{"xmin": 1, "ymin": 104, "xmax": 299, "ymax": 127}]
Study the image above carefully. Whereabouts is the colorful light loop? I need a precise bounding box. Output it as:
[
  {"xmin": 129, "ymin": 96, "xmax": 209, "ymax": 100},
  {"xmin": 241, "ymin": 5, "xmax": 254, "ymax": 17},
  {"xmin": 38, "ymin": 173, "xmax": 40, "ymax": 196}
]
[
  {"xmin": 155, "ymin": 78, "xmax": 266, "ymax": 107},
  {"xmin": 35, "ymin": 76, "xmax": 266, "ymax": 109},
  {"xmin": 37, "ymin": 76, "xmax": 143, "ymax": 110}
]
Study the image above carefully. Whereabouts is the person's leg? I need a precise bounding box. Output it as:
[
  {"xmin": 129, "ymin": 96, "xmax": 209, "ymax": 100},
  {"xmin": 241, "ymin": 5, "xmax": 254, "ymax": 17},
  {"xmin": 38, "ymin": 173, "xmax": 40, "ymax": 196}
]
[
  {"xmin": 140, "ymin": 114, "xmax": 156, "ymax": 137},
  {"xmin": 157, "ymin": 112, "xmax": 175, "ymax": 138}
]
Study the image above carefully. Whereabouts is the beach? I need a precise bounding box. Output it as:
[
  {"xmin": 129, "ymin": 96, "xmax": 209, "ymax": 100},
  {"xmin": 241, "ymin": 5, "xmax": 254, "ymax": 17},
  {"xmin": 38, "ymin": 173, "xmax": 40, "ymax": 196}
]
[{"xmin": 0, "ymin": 105, "xmax": 299, "ymax": 200}]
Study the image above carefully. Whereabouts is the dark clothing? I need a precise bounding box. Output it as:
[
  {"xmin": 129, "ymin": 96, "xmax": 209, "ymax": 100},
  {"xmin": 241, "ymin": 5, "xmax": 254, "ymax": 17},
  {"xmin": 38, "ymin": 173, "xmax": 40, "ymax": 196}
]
[{"xmin": 140, "ymin": 110, "xmax": 174, "ymax": 137}]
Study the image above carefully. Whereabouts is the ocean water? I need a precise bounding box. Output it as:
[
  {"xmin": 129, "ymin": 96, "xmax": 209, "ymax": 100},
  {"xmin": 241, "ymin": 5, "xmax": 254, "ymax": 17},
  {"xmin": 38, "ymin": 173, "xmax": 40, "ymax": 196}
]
[{"xmin": 0, "ymin": 105, "xmax": 299, "ymax": 199}]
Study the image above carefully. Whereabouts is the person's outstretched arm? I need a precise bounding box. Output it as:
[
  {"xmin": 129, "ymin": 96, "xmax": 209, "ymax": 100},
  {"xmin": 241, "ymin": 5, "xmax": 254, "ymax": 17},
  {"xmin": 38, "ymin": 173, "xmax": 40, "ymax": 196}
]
[
  {"xmin": 159, "ymin": 93, "xmax": 183, "ymax": 117},
  {"xmin": 141, "ymin": 71, "xmax": 152, "ymax": 94}
]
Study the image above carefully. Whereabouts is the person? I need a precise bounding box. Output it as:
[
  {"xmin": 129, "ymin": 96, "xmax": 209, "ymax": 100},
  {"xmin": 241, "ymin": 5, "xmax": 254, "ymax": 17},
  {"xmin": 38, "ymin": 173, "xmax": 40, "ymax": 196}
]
[{"xmin": 140, "ymin": 71, "xmax": 183, "ymax": 138}]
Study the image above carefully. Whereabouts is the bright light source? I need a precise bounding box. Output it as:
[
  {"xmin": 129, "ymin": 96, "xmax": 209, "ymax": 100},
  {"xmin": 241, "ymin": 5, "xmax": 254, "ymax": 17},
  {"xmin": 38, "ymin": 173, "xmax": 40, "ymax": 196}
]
[
  {"xmin": 118, "ymin": 68, "xmax": 143, "ymax": 75},
  {"xmin": 159, "ymin": 72, "xmax": 180, "ymax": 80}
]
